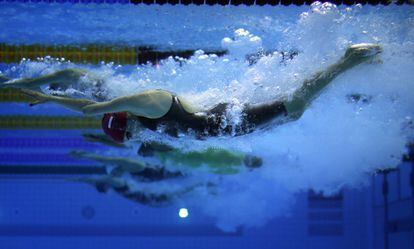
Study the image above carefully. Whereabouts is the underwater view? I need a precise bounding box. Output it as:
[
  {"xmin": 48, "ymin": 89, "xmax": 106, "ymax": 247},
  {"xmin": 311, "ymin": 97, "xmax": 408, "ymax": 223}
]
[{"xmin": 0, "ymin": 1, "xmax": 413, "ymax": 248}]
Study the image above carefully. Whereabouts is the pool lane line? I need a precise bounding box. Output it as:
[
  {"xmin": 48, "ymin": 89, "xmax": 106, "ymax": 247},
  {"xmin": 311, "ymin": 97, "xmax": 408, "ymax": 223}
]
[
  {"xmin": 0, "ymin": 153, "xmax": 99, "ymax": 164},
  {"xmin": 0, "ymin": 137, "xmax": 101, "ymax": 148},
  {"xmin": 0, "ymin": 43, "xmax": 226, "ymax": 65},
  {"xmin": 0, "ymin": 0, "xmax": 409, "ymax": 5},
  {"xmin": 0, "ymin": 43, "xmax": 136, "ymax": 65},
  {"xmin": 0, "ymin": 89, "xmax": 31, "ymax": 102},
  {"xmin": 0, "ymin": 102, "xmax": 86, "ymax": 116},
  {"xmin": 0, "ymin": 224, "xmax": 242, "ymax": 237},
  {"xmin": 0, "ymin": 165, "xmax": 106, "ymax": 175},
  {"xmin": 0, "ymin": 115, "xmax": 100, "ymax": 129}
]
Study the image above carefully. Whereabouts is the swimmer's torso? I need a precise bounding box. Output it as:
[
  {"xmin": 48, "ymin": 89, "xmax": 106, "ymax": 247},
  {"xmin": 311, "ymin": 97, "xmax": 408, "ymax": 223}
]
[{"xmin": 130, "ymin": 91, "xmax": 288, "ymax": 137}]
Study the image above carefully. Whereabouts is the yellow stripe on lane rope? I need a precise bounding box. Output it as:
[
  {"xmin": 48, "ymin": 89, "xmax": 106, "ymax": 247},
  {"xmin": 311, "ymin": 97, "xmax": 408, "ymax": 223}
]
[
  {"xmin": 0, "ymin": 89, "xmax": 32, "ymax": 102},
  {"xmin": 0, "ymin": 43, "xmax": 138, "ymax": 65},
  {"xmin": 0, "ymin": 115, "xmax": 101, "ymax": 129}
]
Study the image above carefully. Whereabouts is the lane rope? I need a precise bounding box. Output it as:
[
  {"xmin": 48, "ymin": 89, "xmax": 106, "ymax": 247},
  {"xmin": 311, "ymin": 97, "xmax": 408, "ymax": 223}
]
[
  {"xmin": 0, "ymin": 43, "xmax": 226, "ymax": 65},
  {"xmin": 0, "ymin": 115, "xmax": 101, "ymax": 129},
  {"xmin": 0, "ymin": 0, "xmax": 410, "ymax": 5}
]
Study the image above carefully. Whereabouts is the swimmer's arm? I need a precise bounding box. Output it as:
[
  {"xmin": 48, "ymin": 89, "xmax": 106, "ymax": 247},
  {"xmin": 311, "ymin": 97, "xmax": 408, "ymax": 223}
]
[
  {"xmin": 1, "ymin": 69, "xmax": 86, "ymax": 90},
  {"xmin": 81, "ymin": 90, "xmax": 173, "ymax": 119}
]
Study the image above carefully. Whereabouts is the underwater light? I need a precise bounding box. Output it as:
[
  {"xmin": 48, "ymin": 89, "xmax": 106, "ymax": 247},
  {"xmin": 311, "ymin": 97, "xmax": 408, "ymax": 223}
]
[{"xmin": 179, "ymin": 208, "xmax": 189, "ymax": 218}]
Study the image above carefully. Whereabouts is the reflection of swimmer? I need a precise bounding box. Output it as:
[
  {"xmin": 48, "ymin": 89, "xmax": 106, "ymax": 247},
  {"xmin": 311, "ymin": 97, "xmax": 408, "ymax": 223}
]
[
  {"xmin": 137, "ymin": 141, "xmax": 262, "ymax": 174},
  {"xmin": 72, "ymin": 176, "xmax": 198, "ymax": 207},
  {"xmin": 4, "ymin": 43, "xmax": 382, "ymax": 142},
  {"xmin": 70, "ymin": 150, "xmax": 183, "ymax": 181},
  {"xmin": 81, "ymin": 133, "xmax": 262, "ymax": 174},
  {"xmin": 70, "ymin": 150, "xmax": 212, "ymax": 207}
]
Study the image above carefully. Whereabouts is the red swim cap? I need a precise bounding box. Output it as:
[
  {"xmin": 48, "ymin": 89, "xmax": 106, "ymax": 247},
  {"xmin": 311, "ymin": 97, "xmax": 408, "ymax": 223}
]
[{"xmin": 102, "ymin": 112, "xmax": 127, "ymax": 143}]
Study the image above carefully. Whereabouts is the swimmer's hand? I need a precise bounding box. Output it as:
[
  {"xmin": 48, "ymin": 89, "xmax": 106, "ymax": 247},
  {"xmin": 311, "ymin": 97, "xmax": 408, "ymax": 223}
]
[
  {"xmin": 18, "ymin": 89, "xmax": 52, "ymax": 106},
  {"xmin": 344, "ymin": 43, "xmax": 382, "ymax": 64}
]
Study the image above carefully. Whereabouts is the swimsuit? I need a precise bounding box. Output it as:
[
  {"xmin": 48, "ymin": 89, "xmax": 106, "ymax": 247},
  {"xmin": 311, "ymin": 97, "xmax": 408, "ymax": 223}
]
[{"xmin": 135, "ymin": 94, "xmax": 288, "ymax": 137}]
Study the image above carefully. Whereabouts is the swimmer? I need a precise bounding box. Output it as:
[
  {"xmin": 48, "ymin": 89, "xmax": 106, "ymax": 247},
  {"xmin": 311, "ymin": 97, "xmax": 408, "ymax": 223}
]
[
  {"xmin": 77, "ymin": 134, "xmax": 263, "ymax": 174},
  {"xmin": 72, "ymin": 176, "xmax": 197, "ymax": 207},
  {"xmin": 137, "ymin": 141, "xmax": 262, "ymax": 174},
  {"xmin": 82, "ymin": 132, "xmax": 262, "ymax": 172},
  {"xmin": 4, "ymin": 43, "xmax": 382, "ymax": 142},
  {"xmin": 70, "ymin": 151, "xmax": 216, "ymax": 206}
]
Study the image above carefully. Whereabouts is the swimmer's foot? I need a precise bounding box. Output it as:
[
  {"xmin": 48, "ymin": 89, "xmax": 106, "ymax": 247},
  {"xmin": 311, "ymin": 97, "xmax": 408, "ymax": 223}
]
[{"xmin": 344, "ymin": 43, "xmax": 382, "ymax": 65}]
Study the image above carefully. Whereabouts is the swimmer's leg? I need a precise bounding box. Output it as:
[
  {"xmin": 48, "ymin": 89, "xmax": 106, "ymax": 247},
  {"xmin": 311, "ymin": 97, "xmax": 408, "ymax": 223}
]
[
  {"xmin": 284, "ymin": 43, "xmax": 382, "ymax": 120},
  {"xmin": 0, "ymin": 68, "xmax": 86, "ymax": 90}
]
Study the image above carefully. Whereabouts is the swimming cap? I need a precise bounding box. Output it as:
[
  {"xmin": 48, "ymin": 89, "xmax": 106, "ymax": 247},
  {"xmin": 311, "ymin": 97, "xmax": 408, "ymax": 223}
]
[{"xmin": 102, "ymin": 112, "xmax": 127, "ymax": 143}]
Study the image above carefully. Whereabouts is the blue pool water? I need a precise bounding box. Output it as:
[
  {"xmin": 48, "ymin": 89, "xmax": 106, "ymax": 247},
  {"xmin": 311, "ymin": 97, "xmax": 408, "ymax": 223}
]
[{"xmin": 0, "ymin": 2, "xmax": 413, "ymax": 249}]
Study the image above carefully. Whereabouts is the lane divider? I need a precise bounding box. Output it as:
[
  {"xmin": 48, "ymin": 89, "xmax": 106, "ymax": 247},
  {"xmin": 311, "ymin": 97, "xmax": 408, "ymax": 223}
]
[
  {"xmin": 0, "ymin": 43, "xmax": 226, "ymax": 65},
  {"xmin": 0, "ymin": 153, "xmax": 95, "ymax": 164},
  {"xmin": 0, "ymin": 115, "xmax": 100, "ymax": 129},
  {"xmin": 0, "ymin": 137, "xmax": 100, "ymax": 148},
  {"xmin": 134, "ymin": 0, "xmax": 398, "ymax": 5},
  {"xmin": 0, "ymin": 224, "xmax": 241, "ymax": 236},
  {"xmin": 0, "ymin": 0, "xmax": 409, "ymax": 5},
  {"xmin": 0, "ymin": 44, "xmax": 224, "ymax": 102},
  {"xmin": 0, "ymin": 89, "xmax": 31, "ymax": 102},
  {"xmin": 0, "ymin": 165, "xmax": 106, "ymax": 175}
]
